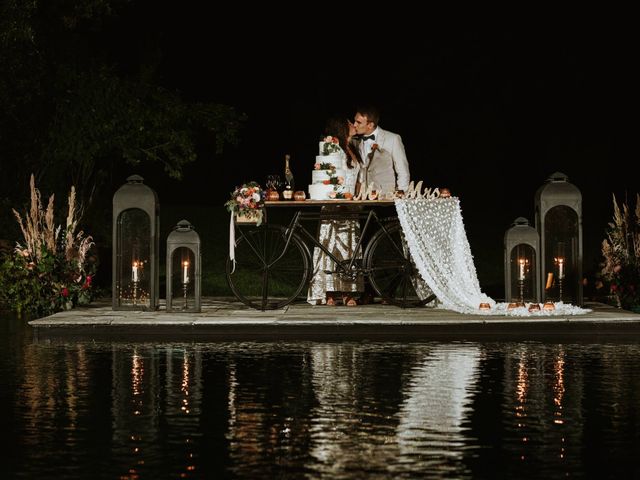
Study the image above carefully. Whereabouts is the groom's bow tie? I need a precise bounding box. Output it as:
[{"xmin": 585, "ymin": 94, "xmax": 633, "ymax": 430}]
[{"xmin": 362, "ymin": 134, "xmax": 375, "ymax": 141}]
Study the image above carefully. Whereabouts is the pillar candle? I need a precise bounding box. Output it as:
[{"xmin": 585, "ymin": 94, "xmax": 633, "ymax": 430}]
[{"xmin": 182, "ymin": 261, "xmax": 190, "ymax": 284}]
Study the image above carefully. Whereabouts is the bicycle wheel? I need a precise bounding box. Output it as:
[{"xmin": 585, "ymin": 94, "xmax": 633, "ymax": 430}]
[
  {"xmin": 226, "ymin": 225, "xmax": 310, "ymax": 310},
  {"xmin": 364, "ymin": 222, "xmax": 435, "ymax": 308}
]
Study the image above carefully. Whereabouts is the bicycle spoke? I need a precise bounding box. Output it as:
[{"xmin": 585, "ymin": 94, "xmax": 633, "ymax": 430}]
[
  {"xmin": 227, "ymin": 225, "xmax": 309, "ymax": 310},
  {"xmin": 365, "ymin": 222, "xmax": 431, "ymax": 308}
]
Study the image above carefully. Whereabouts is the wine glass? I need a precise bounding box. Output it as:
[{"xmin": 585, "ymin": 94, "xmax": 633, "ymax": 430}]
[{"xmin": 265, "ymin": 174, "xmax": 283, "ymax": 191}]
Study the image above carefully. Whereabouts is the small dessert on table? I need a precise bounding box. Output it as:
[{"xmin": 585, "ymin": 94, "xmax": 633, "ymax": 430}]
[{"xmin": 528, "ymin": 303, "xmax": 541, "ymax": 312}]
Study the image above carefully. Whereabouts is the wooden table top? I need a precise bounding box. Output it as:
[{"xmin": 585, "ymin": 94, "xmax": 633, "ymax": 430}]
[{"xmin": 265, "ymin": 200, "xmax": 395, "ymax": 207}]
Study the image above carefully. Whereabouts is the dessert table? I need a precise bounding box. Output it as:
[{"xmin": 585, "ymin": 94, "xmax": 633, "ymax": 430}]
[
  {"xmin": 231, "ymin": 197, "xmax": 591, "ymax": 316},
  {"xmin": 227, "ymin": 198, "xmax": 430, "ymax": 310}
]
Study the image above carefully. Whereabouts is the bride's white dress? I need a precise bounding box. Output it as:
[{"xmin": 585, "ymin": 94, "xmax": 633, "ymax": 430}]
[{"xmin": 307, "ymin": 153, "xmax": 363, "ymax": 304}]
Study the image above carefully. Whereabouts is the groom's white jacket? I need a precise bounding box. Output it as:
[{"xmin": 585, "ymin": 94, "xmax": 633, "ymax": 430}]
[{"xmin": 362, "ymin": 127, "xmax": 410, "ymax": 193}]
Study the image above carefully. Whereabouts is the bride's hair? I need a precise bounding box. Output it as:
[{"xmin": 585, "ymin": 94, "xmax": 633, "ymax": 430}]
[
  {"xmin": 324, "ymin": 117, "xmax": 361, "ymax": 168},
  {"xmin": 324, "ymin": 117, "xmax": 348, "ymax": 146}
]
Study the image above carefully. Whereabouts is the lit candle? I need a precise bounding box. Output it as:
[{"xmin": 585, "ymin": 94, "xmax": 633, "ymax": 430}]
[
  {"xmin": 518, "ymin": 258, "xmax": 526, "ymax": 281},
  {"xmin": 182, "ymin": 261, "xmax": 190, "ymax": 284},
  {"xmin": 557, "ymin": 257, "xmax": 565, "ymax": 279},
  {"xmin": 132, "ymin": 261, "xmax": 139, "ymax": 282}
]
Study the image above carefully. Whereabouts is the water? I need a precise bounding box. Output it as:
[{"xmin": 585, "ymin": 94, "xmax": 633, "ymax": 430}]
[{"xmin": 2, "ymin": 317, "xmax": 639, "ymax": 479}]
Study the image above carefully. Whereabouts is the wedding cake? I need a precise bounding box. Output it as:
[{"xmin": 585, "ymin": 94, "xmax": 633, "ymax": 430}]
[{"xmin": 308, "ymin": 139, "xmax": 347, "ymax": 200}]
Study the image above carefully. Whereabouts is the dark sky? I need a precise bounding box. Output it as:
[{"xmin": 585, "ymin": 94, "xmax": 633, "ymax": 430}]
[{"xmin": 119, "ymin": 7, "xmax": 634, "ymax": 285}]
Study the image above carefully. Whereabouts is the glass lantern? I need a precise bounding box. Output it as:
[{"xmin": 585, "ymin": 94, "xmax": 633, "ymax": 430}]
[
  {"xmin": 112, "ymin": 175, "xmax": 160, "ymax": 310},
  {"xmin": 504, "ymin": 217, "xmax": 540, "ymax": 303},
  {"xmin": 535, "ymin": 172, "xmax": 583, "ymax": 305},
  {"xmin": 166, "ymin": 220, "xmax": 201, "ymax": 313}
]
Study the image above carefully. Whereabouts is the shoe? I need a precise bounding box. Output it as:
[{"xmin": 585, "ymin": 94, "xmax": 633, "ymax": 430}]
[
  {"xmin": 345, "ymin": 297, "xmax": 358, "ymax": 307},
  {"xmin": 326, "ymin": 297, "xmax": 336, "ymax": 306}
]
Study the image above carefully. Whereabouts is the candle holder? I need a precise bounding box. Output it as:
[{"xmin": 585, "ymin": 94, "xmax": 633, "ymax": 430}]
[
  {"xmin": 183, "ymin": 282, "xmax": 189, "ymax": 309},
  {"xmin": 132, "ymin": 280, "xmax": 139, "ymax": 306},
  {"xmin": 558, "ymin": 277, "xmax": 563, "ymax": 302},
  {"xmin": 535, "ymin": 172, "xmax": 583, "ymax": 306},
  {"xmin": 112, "ymin": 174, "xmax": 159, "ymax": 311},
  {"xmin": 166, "ymin": 220, "xmax": 201, "ymax": 313},
  {"xmin": 504, "ymin": 219, "xmax": 541, "ymax": 304},
  {"xmin": 518, "ymin": 278, "xmax": 525, "ymax": 305}
]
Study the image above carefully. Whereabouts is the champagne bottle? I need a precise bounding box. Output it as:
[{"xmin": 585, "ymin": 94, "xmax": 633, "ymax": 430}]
[{"xmin": 283, "ymin": 154, "xmax": 294, "ymax": 199}]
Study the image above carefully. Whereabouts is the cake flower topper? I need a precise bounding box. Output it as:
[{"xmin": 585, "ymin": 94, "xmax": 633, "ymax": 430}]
[
  {"xmin": 322, "ymin": 136, "xmax": 342, "ymax": 155},
  {"xmin": 322, "ymin": 176, "xmax": 344, "ymax": 186},
  {"xmin": 314, "ymin": 162, "xmax": 336, "ymax": 172}
]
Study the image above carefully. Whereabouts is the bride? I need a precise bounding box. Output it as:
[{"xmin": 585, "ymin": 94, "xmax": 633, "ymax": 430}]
[{"xmin": 307, "ymin": 118, "xmax": 364, "ymax": 306}]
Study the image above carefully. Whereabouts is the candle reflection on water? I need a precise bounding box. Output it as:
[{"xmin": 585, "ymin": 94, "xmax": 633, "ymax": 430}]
[
  {"xmin": 14, "ymin": 336, "xmax": 639, "ymax": 477},
  {"xmin": 553, "ymin": 350, "xmax": 566, "ymax": 462},
  {"xmin": 181, "ymin": 352, "xmax": 190, "ymax": 414}
]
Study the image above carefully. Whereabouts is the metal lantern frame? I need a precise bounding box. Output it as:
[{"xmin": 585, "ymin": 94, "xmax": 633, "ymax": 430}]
[
  {"xmin": 166, "ymin": 220, "xmax": 201, "ymax": 313},
  {"xmin": 504, "ymin": 217, "xmax": 541, "ymax": 303},
  {"xmin": 112, "ymin": 174, "xmax": 160, "ymax": 310},
  {"xmin": 535, "ymin": 172, "xmax": 583, "ymax": 306}
]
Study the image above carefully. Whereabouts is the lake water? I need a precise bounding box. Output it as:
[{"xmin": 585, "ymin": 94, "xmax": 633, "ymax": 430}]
[{"xmin": 1, "ymin": 317, "xmax": 639, "ymax": 479}]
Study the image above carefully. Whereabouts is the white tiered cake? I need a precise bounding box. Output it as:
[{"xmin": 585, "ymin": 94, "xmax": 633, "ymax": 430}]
[{"xmin": 308, "ymin": 140, "xmax": 347, "ymax": 200}]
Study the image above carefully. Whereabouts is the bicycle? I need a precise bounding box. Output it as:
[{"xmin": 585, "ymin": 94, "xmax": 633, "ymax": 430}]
[{"xmin": 226, "ymin": 200, "xmax": 436, "ymax": 310}]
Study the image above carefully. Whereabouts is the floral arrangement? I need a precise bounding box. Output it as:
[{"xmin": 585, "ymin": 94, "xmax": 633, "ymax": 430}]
[
  {"xmin": 314, "ymin": 162, "xmax": 336, "ymax": 172},
  {"xmin": 601, "ymin": 193, "xmax": 640, "ymax": 312},
  {"xmin": 322, "ymin": 136, "xmax": 342, "ymax": 155},
  {"xmin": 329, "ymin": 191, "xmax": 353, "ymax": 200},
  {"xmin": 224, "ymin": 181, "xmax": 265, "ymax": 224},
  {"xmin": 322, "ymin": 175, "xmax": 345, "ymax": 186},
  {"xmin": 0, "ymin": 175, "xmax": 97, "ymax": 318}
]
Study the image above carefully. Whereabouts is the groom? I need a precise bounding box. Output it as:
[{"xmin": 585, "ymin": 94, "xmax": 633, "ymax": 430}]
[{"xmin": 353, "ymin": 105, "xmax": 410, "ymax": 196}]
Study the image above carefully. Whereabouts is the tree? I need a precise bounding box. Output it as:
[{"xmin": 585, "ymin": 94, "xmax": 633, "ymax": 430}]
[{"xmin": 0, "ymin": 0, "xmax": 245, "ymax": 238}]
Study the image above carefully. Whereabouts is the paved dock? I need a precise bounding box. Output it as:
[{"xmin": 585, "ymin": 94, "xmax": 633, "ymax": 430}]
[{"xmin": 28, "ymin": 298, "xmax": 640, "ymax": 339}]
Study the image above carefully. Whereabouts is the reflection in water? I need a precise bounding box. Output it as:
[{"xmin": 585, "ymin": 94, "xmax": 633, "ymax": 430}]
[
  {"xmin": 110, "ymin": 347, "xmax": 204, "ymax": 479},
  {"xmin": 396, "ymin": 345, "xmax": 480, "ymax": 468},
  {"xmin": 515, "ymin": 349, "xmax": 529, "ymax": 457},
  {"xmin": 2, "ymin": 324, "xmax": 640, "ymax": 479},
  {"xmin": 308, "ymin": 344, "xmax": 401, "ymax": 475},
  {"xmin": 553, "ymin": 350, "xmax": 565, "ymax": 426},
  {"xmin": 499, "ymin": 345, "xmax": 586, "ymax": 478}
]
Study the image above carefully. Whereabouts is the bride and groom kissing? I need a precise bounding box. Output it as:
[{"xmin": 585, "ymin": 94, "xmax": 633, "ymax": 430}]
[{"xmin": 307, "ymin": 105, "xmax": 411, "ymax": 306}]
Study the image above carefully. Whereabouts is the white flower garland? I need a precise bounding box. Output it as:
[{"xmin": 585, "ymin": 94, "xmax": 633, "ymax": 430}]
[{"xmin": 394, "ymin": 197, "xmax": 591, "ymax": 316}]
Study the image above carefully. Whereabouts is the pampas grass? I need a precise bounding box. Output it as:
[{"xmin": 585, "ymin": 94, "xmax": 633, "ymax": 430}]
[
  {"xmin": 12, "ymin": 174, "xmax": 94, "ymax": 268},
  {"xmin": 601, "ymin": 193, "xmax": 640, "ymax": 309}
]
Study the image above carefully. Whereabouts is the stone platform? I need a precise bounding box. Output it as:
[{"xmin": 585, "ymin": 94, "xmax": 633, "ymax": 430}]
[{"xmin": 28, "ymin": 298, "xmax": 640, "ymax": 340}]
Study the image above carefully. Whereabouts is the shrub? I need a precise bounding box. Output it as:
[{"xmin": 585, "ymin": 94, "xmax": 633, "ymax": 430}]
[
  {"xmin": 601, "ymin": 194, "xmax": 640, "ymax": 312},
  {"xmin": 0, "ymin": 175, "xmax": 97, "ymax": 318}
]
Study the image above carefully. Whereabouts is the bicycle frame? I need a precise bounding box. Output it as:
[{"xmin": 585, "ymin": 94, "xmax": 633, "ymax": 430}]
[
  {"xmin": 282, "ymin": 208, "xmax": 399, "ymax": 279},
  {"xmin": 227, "ymin": 201, "xmax": 434, "ymax": 310}
]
